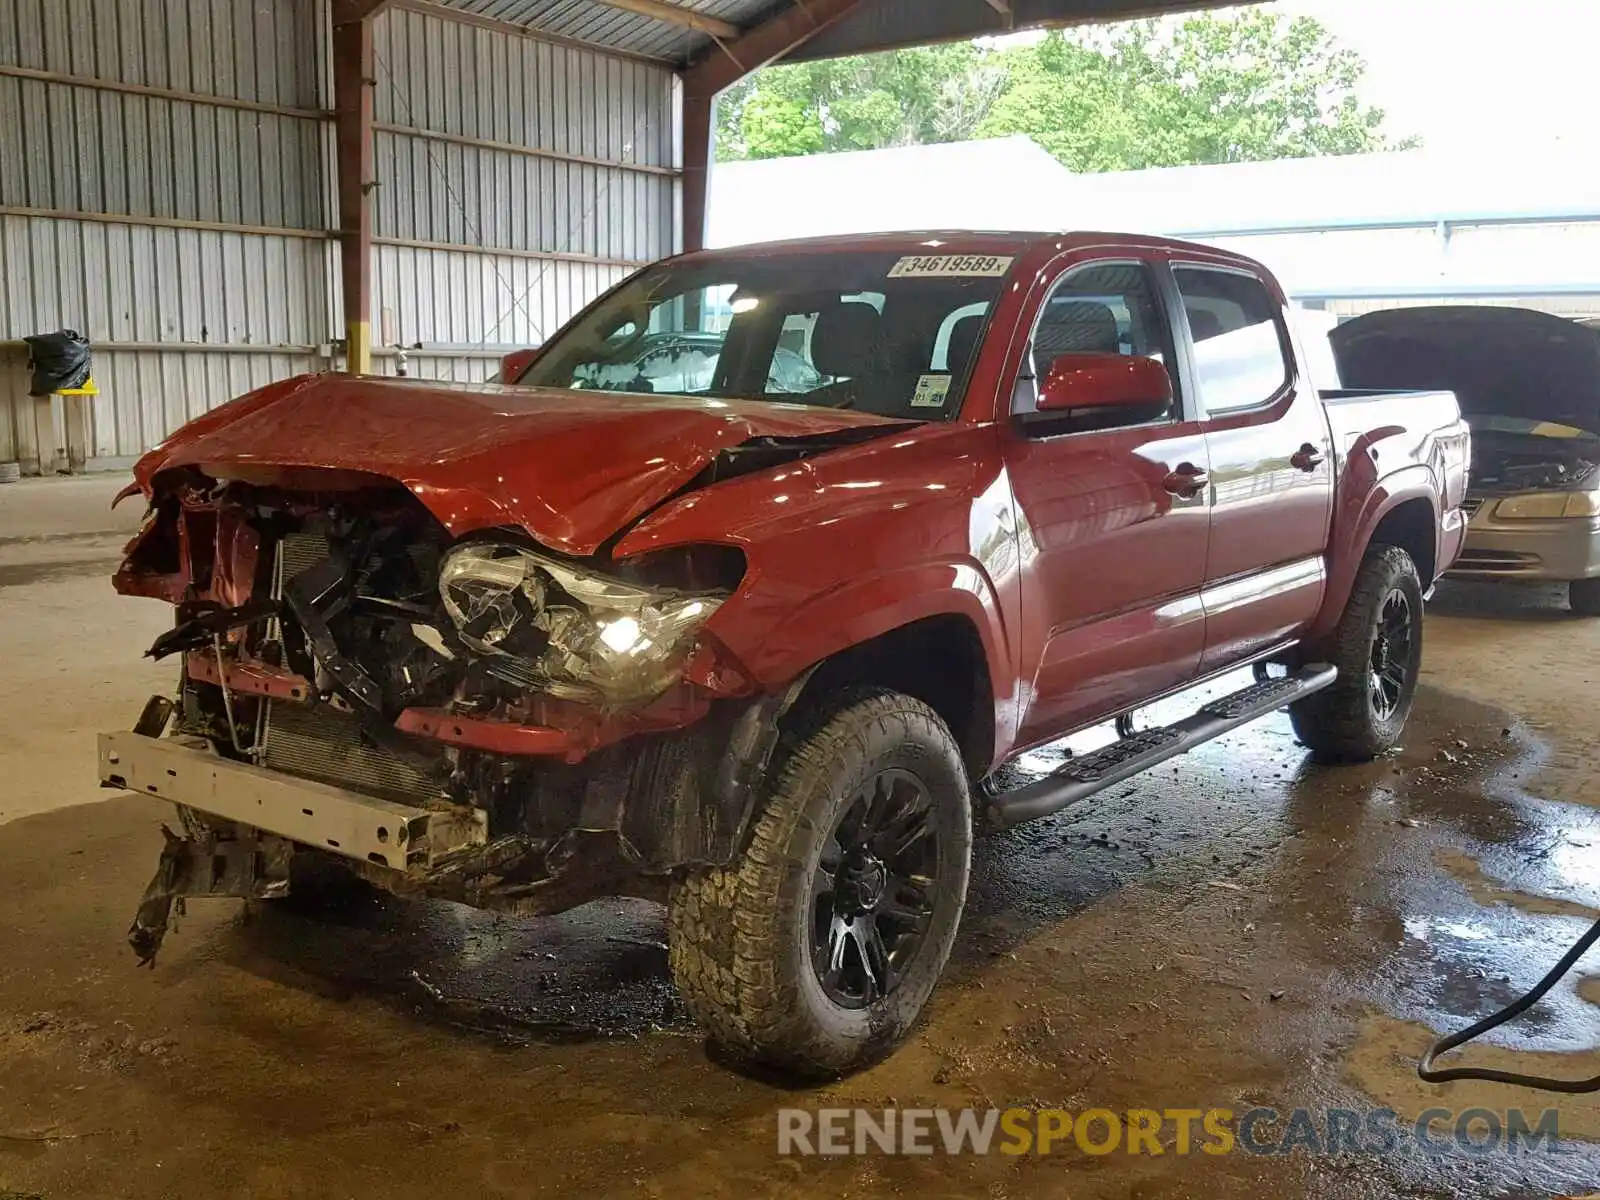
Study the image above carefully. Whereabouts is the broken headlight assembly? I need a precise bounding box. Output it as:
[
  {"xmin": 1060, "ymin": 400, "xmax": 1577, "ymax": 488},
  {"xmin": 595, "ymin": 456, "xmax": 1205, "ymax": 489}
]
[
  {"xmin": 438, "ymin": 542, "xmax": 728, "ymax": 704},
  {"xmin": 1495, "ymin": 491, "xmax": 1600, "ymax": 520}
]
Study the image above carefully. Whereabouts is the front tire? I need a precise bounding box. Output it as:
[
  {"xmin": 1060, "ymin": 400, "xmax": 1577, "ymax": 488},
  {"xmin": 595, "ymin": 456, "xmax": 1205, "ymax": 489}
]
[
  {"xmin": 1570, "ymin": 578, "xmax": 1600, "ymax": 617},
  {"xmin": 1290, "ymin": 545, "xmax": 1424, "ymax": 762},
  {"xmin": 668, "ymin": 689, "xmax": 972, "ymax": 1078}
]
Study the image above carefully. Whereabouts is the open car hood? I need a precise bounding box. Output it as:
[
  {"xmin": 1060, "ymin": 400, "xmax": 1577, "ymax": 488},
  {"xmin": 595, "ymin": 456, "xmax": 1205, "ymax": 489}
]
[
  {"xmin": 1330, "ymin": 306, "xmax": 1600, "ymax": 436},
  {"xmin": 132, "ymin": 374, "xmax": 914, "ymax": 555}
]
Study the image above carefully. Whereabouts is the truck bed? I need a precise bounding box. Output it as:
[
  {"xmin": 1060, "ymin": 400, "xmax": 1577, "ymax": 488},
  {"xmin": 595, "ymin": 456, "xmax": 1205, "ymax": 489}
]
[{"xmin": 1320, "ymin": 388, "xmax": 1464, "ymax": 456}]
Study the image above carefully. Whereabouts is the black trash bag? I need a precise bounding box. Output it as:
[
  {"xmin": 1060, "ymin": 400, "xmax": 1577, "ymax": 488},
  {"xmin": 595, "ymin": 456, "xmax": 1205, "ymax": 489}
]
[{"xmin": 24, "ymin": 329, "xmax": 92, "ymax": 396}]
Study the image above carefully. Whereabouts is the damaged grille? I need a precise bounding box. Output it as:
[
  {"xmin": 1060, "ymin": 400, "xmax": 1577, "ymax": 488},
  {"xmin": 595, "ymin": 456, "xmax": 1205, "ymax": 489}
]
[{"xmin": 262, "ymin": 700, "xmax": 444, "ymax": 805}]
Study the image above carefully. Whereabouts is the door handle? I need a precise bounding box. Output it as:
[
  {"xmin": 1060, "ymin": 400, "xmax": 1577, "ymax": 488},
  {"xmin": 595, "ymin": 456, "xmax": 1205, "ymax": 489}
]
[
  {"xmin": 1291, "ymin": 443, "xmax": 1326, "ymax": 472},
  {"xmin": 1162, "ymin": 463, "xmax": 1209, "ymax": 498}
]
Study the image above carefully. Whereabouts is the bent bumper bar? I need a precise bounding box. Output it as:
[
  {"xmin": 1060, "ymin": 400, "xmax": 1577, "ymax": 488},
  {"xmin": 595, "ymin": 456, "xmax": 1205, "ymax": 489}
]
[{"xmin": 99, "ymin": 730, "xmax": 487, "ymax": 872}]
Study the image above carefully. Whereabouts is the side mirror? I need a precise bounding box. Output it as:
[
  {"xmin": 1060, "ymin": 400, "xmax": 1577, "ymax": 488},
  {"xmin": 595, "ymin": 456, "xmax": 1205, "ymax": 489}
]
[
  {"xmin": 498, "ymin": 347, "xmax": 541, "ymax": 385},
  {"xmin": 1036, "ymin": 352, "xmax": 1173, "ymax": 414}
]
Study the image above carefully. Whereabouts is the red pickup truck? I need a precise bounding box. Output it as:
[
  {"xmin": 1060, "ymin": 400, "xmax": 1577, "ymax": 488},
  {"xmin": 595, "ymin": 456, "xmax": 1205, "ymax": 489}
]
[{"xmin": 104, "ymin": 231, "xmax": 1468, "ymax": 1077}]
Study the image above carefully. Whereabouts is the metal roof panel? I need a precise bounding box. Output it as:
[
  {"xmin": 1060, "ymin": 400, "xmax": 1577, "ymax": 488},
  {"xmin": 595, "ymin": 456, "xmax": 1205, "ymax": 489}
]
[{"xmin": 423, "ymin": 0, "xmax": 785, "ymax": 61}]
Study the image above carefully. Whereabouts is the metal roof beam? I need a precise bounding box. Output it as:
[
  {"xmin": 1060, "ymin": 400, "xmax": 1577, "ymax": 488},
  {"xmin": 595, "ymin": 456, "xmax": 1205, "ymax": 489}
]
[
  {"xmin": 679, "ymin": 0, "xmax": 870, "ymax": 255},
  {"xmin": 782, "ymin": 0, "xmax": 1240, "ymax": 64},
  {"xmin": 595, "ymin": 0, "xmax": 742, "ymax": 40},
  {"xmin": 682, "ymin": 0, "xmax": 872, "ymax": 96}
]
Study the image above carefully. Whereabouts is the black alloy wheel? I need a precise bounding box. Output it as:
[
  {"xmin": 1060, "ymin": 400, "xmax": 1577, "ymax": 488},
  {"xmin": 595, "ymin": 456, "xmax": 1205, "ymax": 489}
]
[
  {"xmin": 1368, "ymin": 588, "xmax": 1416, "ymax": 722},
  {"xmin": 809, "ymin": 768, "xmax": 940, "ymax": 1009},
  {"xmin": 1289, "ymin": 544, "xmax": 1425, "ymax": 762}
]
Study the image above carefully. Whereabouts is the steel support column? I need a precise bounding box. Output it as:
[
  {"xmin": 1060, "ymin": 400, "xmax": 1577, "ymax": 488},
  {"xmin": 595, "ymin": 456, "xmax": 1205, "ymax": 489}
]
[
  {"xmin": 680, "ymin": 89, "xmax": 714, "ymax": 254},
  {"xmin": 332, "ymin": 1, "xmax": 391, "ymax": 374},
  {"xmin": 677, "ymin": 0, "xmax": 869, "ymax": 254}
]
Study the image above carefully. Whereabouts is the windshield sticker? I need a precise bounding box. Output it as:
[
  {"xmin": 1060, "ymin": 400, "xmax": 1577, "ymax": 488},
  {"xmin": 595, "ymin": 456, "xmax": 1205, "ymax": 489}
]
[
  {"xmin": 889, "ymin": 255, "xmax": 1015, "ymax": 279},
  {"xmin": 911, "ymin": 374, "xmax": 954, "ymax": 408}
]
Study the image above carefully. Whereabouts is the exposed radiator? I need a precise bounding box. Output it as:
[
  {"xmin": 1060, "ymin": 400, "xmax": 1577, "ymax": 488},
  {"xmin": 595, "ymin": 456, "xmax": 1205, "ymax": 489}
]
[
  {"xmin": 262, "ymin": 700, "xmax": 444, "ymax": 805},
  {"xmin": 278, "ymin": 527, "xmax": 331, "ymax": 582}
]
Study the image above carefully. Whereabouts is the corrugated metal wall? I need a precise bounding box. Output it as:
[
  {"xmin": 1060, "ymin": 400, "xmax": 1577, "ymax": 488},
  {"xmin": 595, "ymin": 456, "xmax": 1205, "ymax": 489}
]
[
  {"xmin": 0, "ymin": 0, "xmax": 335, "ymax": 469},
  {"xmin": 1, "ymin": 0, "xmax": 680, "ymax": 468},
  {"xmin": 369, "ymin": 5, "xmax": 677, "ymax": 374}
]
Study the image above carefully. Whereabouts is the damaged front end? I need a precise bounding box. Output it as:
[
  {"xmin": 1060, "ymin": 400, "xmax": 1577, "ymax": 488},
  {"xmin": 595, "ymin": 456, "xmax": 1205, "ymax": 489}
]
[{"xmin": 105, "ymin": 472, "xmax": 793, "ymax": 964}]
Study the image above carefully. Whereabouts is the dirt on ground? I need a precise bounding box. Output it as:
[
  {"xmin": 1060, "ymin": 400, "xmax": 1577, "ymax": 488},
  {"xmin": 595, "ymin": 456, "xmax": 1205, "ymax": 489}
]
[{"xmin": 2, "ymin": 477, "xmax": 1599, "ymax": 1199}]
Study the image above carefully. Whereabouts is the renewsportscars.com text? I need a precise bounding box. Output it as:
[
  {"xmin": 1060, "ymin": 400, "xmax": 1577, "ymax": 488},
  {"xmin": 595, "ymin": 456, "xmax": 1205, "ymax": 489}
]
[{"xmin": 777, "ymin": 1107, "xmax": 1563, "ymax": 1158}]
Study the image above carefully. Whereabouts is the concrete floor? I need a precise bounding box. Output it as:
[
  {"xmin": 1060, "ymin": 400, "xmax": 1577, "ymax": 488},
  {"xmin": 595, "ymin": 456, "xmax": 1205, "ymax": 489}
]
[{"xmin": 3, "ymin": 476, "xmax": 1600, "ymax": 1199}]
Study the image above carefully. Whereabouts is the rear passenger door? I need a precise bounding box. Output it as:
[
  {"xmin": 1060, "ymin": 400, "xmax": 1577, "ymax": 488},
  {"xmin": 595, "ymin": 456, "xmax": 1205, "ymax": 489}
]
[{"xmin": 1171, "ymin": 265, "xmax": 1335, "ymax": 673}]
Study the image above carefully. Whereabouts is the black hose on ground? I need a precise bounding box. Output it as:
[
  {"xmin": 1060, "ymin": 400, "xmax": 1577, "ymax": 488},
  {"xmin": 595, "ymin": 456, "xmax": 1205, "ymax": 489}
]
[{"xmin": 1419, "ymin": 915, "xmax": 1600, "ymax": 1093}]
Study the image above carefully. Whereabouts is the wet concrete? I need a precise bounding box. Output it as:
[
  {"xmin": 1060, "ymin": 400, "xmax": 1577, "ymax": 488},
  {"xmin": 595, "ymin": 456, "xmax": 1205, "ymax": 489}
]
[{"xmin": 2, "ymin": 478, "xmax": 1600, "ymax": 1198}]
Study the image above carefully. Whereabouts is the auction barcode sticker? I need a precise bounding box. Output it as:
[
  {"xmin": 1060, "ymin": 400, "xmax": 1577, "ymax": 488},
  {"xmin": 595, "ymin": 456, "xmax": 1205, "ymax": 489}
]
[{"xmin": 888, "ymin": 255, "xmax": 1015, "ymax": 279}]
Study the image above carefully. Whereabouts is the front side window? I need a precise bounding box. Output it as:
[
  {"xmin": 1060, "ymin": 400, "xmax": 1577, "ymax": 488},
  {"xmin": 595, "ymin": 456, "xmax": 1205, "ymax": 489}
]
[
  {"xmin": 522, "ymin": 252, "xmax": 1012, "ymax": 420},
  {"xmin": 1174, "ymin": 268, "xmax": 1292, "ymax": 413},
  {"xmin": 1017, "ymin": 261, "xmax": 1178, "ymax": 425}
]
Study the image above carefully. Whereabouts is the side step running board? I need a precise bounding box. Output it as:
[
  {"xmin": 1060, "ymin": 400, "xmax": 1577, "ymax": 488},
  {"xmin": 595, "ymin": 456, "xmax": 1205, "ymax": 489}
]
[{"xmin": 985, "ymin": 663, "xmax": 1337, "ymax": 829}]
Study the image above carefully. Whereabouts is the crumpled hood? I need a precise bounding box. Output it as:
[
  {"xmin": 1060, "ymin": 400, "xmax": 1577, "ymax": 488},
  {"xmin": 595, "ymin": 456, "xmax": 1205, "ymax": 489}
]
[
  {"xmin": 134, "ymin": 373, "xmax": 913, "ymax": 555},
  {"xmin": 1331, "ymin": 306, "xmax": 1600, "ymax": 436}
]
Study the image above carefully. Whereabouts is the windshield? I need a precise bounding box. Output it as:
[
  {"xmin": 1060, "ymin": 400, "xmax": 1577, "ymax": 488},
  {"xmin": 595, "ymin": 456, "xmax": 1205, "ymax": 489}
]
[{"xmin": 520, "ymin": 250, "xmax": 1015, "ymax": 420}]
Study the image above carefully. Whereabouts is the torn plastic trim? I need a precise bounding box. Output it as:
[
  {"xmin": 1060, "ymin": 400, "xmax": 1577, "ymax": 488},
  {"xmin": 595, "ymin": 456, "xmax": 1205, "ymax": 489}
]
[
  {"xmin": 706, "ymin": 667, "xmax": 815, "ymax": 854},
  {"xmin": 147, "ymin": 598, "xmax": 278, "ymax": 661},
  {"xmin": 689, "ymin": 425, "xmax": 923, "ymax": 489}
]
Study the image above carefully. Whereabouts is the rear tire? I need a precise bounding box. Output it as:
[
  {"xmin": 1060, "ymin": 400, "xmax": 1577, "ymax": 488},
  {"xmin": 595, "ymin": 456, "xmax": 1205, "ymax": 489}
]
[
  {"xmin": 1570, "ymin": 578, "xmax": 1600, "ymax": 618},
  {"xmin": 1290, "ymin": 545, "xmax": 1424, "ymax": 762},
  {"xmin": 668, "ymin": 689, "xmax": 972, "ymax": 1079}
]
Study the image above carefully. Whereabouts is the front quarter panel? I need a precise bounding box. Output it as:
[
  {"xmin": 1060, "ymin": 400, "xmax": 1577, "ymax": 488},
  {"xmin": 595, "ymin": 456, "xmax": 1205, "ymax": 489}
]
[{"xmin": 614, "ymin": 424, "xmax": 1024, "ymax": 759}]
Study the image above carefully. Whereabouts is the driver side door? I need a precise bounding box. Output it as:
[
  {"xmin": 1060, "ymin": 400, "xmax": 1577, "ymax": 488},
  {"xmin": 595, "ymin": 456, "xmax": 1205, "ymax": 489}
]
[{"xmin": 1008, "ymin": 256, "xmax": 1213, "ymax": 745}]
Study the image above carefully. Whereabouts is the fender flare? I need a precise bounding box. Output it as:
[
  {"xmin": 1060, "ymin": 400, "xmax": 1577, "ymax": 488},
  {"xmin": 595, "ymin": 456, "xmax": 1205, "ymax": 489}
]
[{"xmin": 1308, "ymin": 464, "xmax": 1440, "ymax": 642}]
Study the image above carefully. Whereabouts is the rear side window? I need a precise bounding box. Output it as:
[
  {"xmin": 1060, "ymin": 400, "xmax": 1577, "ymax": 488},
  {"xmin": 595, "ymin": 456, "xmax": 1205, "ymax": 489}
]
[{"xmin": 1174, "ymin": 268, "xmax": 1291, "ymax": 412}]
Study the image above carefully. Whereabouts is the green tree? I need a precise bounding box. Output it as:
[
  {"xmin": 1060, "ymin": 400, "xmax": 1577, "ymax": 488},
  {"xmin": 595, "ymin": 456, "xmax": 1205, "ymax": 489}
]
[
  {"xmin": 716, "ymin": 42, "xmax": 1008, "ymax": 160},
  {"xmin": 716, "ymin": 10, "xmax": 1413, "ymax": 170}
]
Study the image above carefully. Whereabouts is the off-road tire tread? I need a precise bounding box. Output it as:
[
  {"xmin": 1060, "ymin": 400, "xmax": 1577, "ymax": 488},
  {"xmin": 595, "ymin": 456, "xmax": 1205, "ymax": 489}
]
[
  {"xmin": 1290, "ymin": 544, "xmax": 1423, "ymax": 763},
  {"xmin": 668, "ymin": 687, "xmax": 968, "ymax": 1078}
]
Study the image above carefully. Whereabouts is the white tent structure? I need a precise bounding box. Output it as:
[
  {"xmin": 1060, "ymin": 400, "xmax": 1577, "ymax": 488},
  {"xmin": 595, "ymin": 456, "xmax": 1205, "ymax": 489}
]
[
  {"xmin": 709, "ymin": 136, "xmax": 1079, "ymax": 247},
  {"xmin": 709, "ymin": 142, "xmax": 1600, "ymax": 312}
]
